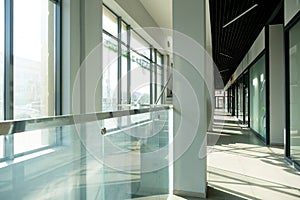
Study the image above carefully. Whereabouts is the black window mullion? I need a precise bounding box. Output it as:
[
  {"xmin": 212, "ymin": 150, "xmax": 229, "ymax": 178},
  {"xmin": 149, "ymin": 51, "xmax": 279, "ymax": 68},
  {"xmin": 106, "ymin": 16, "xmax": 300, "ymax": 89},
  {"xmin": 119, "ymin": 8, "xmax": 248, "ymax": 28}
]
[
  {"xmin": 117, "ymin": 16, "xmax": 122, "ymax": 105},
  {"xmin": 55, "ymin": 0, "xmax": 62, "ymax": 116},
  {"xmin": 127, "ymin": 25, "xmax": 131, "ymax": 104},
  {"xmin": 150, "ymin": 47, "xmax": 153, "ymax": 104},
  {"xmin": 161, "ymin": 54, "xmax": 164, "ymax": 104},
  {"xmin": 154, "ymin": 49, "xmax": 157, "ymax": 103},
  {"xmin": 4, "ymin": 0, "xmax": 14, "ymax": 160},
  {"xmin": 4, "ymin": 0, "xmax": 13, "ymax": 120}
]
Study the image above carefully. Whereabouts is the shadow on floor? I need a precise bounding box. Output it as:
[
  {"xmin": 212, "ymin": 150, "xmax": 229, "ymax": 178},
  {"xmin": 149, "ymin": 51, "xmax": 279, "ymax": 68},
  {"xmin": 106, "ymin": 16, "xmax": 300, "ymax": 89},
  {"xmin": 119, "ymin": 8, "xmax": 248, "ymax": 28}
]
[{"xmin": 178, "ymin": 186, "xmax": 247, "ymax": 200}]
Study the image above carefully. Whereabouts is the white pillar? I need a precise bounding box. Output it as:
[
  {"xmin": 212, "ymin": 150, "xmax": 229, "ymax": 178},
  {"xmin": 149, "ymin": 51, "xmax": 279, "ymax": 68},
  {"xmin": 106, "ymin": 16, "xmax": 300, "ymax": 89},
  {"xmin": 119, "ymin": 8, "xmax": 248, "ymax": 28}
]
[
  {"xmin": 269, "ymin": 25, "xmax": 285, "ymax": 145},
  {"xmin": 173, "ymin": 0, "xmax": 208, "ymax": 197}
]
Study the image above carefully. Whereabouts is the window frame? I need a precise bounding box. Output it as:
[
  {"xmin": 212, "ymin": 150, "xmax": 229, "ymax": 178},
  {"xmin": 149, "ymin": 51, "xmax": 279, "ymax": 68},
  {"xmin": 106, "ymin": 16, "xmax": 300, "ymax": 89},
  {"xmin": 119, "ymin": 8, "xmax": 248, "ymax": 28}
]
[
  {"xmin": 284, "ymin": 10, "xmax": 300, "ymax": 171},
  {"xmin": 0, "ymin": 0, "xmax": 62, "ymax": 162}
]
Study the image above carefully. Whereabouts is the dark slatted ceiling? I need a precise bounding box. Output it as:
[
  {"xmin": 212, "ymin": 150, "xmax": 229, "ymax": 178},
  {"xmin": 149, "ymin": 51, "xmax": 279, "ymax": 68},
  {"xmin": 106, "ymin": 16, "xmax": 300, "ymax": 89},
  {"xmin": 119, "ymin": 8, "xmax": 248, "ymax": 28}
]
[{"xmin": 210, "ymin": 0, "xmax": 282, "ymax": 87}]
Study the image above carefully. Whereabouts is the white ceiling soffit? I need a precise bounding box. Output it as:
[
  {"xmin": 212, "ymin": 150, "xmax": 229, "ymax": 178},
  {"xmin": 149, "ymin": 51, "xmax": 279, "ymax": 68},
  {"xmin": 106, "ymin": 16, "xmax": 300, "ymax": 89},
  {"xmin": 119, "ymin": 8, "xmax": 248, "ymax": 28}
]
[{"xmin": 140, "ymin": 0, "xmax": 172, "ymax": 29}]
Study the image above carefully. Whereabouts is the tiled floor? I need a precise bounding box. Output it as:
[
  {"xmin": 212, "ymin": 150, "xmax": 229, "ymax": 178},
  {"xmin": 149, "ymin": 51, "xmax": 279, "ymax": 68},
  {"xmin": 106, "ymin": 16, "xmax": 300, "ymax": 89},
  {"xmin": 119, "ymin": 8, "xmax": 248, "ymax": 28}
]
[
  {"xmin": 134, "ymin": 109, "xmax": 300, "ymax": 199},
  {"xmin": 207, "ymin": 109, "xmax": 300, "ymax": 200}
]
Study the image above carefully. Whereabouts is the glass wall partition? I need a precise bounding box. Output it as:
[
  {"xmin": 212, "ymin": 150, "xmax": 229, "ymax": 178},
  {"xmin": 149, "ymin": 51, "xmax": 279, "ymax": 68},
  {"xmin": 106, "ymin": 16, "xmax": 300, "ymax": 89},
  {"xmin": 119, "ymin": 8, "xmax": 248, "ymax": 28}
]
[
  {"xmin": 287, "ymin": 18, "xmax": 300, "ymax": 166},
  {"xmin": 250, "ymin": 55, "xmax": 266, "ymax": 140}
]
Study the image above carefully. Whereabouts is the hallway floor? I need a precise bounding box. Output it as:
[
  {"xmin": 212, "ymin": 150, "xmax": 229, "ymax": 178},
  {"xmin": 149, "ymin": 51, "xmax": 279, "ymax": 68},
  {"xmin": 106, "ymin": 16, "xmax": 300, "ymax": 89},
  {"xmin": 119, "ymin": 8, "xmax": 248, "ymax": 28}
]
[
  {"xmin": 206, "ymin": 109, "xmax": 300, "ymax": 200},
  {"xmin": 134, "ymin": 109, "xmax": 300, "ymax": 199}
]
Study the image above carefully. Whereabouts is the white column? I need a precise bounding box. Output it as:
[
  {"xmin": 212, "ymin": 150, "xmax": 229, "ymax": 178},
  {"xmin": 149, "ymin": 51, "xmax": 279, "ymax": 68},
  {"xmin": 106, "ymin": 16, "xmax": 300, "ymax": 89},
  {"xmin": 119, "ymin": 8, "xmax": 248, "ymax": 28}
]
[
  {"xmin": 269, "ymin": 25, "xmax": 285, "ymax": 145},
  {"xmin": 173, "ymin": 0, "xmax": 208, "ymax": 197}
]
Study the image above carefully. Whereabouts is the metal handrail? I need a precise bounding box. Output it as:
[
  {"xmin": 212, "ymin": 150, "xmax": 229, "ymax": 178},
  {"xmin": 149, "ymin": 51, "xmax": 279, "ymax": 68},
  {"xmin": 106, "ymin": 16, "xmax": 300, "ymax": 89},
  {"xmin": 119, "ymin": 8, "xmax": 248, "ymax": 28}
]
[
  {"xmin": 0, "ymin": 105, "xmax": 172, "ymax": 136},
  {"xmin": 155, "ymin": 75, "xmax": 172, "ymax": 104}
]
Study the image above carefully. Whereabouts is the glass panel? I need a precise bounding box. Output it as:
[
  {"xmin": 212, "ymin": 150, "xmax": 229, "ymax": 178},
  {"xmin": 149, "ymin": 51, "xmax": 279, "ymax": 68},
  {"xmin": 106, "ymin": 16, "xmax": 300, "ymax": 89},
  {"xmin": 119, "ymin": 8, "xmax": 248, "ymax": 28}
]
[
  {"xmin": 102, "ymin": 34, "xmax": 118, "ymax": 110},
  {"xmin": 289, "ymin": 20, "xmax": 300, "ymax": 164},
  {"xmin": 131, "ymin": 31, "xmax": 150, "ymax": 59},
  {"xmin": 14, "ymin": 0, "xmax": 55, "ymax": 119},
  {"xmin": 238, "ymin": 81, "xmax": 244, "ymax": 122},
  {"xmin": 0, "ymin": 135, "xmax": 3, "ymax": 159},
  {"xmin": 121, "ymin": 45, "xmax": 128, "ymax": 104},
  {"xmin": 0, "ymin": 108, "xmax": 172, "ymax": 199},
  {"xmin": 103, "ymin": 6, "xmax": 118, "ymax": 37},
  {"xmin": 250, "ymin": 55, "xmax": 266, "ymax": 139},
  {"xmin": 130, "ymin": 51, "xmax": 151, "ymax": 104},
  {"xmin": 103, "ymin": 109, "xmax": 171, "ymax": 198},
  {"xmin": 0, "ymin": 1, "xmax": 4, "ymax": 120},
  {"xmin": 121, "ymin": 21, "xmax": 128, "ymax": 44},
  {"xmin": 14, "ymin": 129, "xmax": 56, "ymax": 155},
  {"xmin": 157, "ymin": 66, "xmax": 163, "ymax": 104}
]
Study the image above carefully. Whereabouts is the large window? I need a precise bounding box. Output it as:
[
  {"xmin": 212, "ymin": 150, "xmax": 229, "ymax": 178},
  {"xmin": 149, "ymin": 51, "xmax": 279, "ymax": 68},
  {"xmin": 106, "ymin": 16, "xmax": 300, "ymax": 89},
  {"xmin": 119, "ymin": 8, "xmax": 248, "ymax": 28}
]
[
  {"xmin": 0, "ymin": 0, "xmax": 61, "ymax": 160},
  {"xmin": 250, "ymin": 55, "xmax": 266, "ymax": 139},
  {"xmin": 14, "ymin": 0, "xmax": 55, "ymax": 119},
  {"xmin": 102, "ymin": 5, "xmax": 164, "ymax": 108},
  {"xmin": 289, "ymin": 19, "xmax": 300, "ymax": 164}
]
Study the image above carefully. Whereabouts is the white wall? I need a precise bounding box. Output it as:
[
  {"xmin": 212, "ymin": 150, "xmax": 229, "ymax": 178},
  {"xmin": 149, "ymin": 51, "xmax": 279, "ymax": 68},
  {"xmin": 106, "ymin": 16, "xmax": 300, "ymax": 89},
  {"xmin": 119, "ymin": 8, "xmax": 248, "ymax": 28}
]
[
  {"xmin": 224, "ymin": 28, "xmax": 265, "ymax": 90},
  {"xmin": 285, "ymin": 0, "xmax": 300, "ymax": 25},
  {"xmin": 173, "ymin": 0, "xmax": 207, "ymax": 197},
  {"xmin": 269, "ymin": 25, "xmax": 285, "ymax": 144}
]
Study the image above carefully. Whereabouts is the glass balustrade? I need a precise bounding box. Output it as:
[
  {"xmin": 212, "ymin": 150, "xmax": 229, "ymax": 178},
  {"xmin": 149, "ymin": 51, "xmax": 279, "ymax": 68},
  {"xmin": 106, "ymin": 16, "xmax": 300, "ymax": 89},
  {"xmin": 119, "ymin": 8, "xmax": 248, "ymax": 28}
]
[{"xmin": 0, "ymin": 105, "xmax": 172, "ymax": 200}]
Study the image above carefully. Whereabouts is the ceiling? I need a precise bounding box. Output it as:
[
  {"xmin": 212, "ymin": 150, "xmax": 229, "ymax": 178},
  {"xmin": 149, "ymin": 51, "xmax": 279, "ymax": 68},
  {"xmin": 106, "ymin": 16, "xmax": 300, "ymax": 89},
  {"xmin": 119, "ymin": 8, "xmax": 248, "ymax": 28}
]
[
  {"xmin": 209, "ymin": 0, "xmax": 283, "ymax": 86},
  {"xmin": 140, "ymin": 0, "xmax": 172, "ymax": 29}
]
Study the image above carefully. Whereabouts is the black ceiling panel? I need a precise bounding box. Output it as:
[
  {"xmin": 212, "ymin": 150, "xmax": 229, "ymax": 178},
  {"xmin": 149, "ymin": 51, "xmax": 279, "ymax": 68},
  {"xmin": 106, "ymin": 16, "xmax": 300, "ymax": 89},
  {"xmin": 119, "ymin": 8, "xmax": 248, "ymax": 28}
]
[{"xmin": 210, "ymin": 0, "xmax": 282, "ymax": 87}]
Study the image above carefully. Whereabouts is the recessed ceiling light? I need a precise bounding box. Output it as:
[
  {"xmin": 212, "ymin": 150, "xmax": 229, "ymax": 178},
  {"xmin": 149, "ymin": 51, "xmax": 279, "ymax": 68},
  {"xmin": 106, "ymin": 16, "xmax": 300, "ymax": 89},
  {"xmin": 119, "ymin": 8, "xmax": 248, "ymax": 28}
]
[
  {"xmin": 220, "ymin": 52, "xmax": 233, "ymax": 59},
  {"xmin": 223, "ymin": 4, "xmax": 258, "ymax": 28},
  {"xmin": 220, "ymin": 68, "xmax": 230, "ymax": 73}
]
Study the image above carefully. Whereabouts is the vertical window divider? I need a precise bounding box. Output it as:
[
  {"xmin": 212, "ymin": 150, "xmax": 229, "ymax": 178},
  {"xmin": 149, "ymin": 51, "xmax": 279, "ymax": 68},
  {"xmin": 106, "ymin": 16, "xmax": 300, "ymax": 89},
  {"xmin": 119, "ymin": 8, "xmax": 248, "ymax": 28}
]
[
  {"xmin": 55, "ymin": 0, "xmax": 62, "ymax": 116},
  {"xmin": 4, "ymin": 0, "xmax": 13, "ymax": 120},
  {"xmin": 150, "ymin": 47, "xmax": 153, "ymax": 104},
  {"xmin": 127, "ymin": 25, "xmax": 131, "ymax": 104},
  {"xmin": 4, "ymin": 0, "xmax": 14, "ymax": 160},
  {"xmin": 154, "ymin": 49, "xmax": 157, "ymax": 103},
  {"xmin": 117, "ymin": 16, "xmax": 122, "ymax": 105},
  {"xmin": 161, "ymin": 54, "xmax": 164, "ymax": 104}
]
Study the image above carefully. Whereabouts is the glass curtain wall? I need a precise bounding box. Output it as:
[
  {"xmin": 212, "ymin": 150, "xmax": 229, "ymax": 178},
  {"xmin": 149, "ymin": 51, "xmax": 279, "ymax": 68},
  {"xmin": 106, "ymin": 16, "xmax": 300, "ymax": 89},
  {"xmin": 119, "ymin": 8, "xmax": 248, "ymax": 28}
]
[
  {"xmin": 14, "ymin": 0, "xmax": 55, "ymax": 119},
  {"xmin": 1, "ymin": 0, "xmax": 60, "ymax": 159},
  {"xmin": 102, "ymin": 5, "xmax": 164, "ymax": 107},
  {"xmin": 130, "ymin": 31, "xmax": 151, "ymax": 104},
  {"xmin": 288, "ymin": 19, "xmax": 300, "ymax": 164},
  {"xmin": 250, "ymin": 55, "xmax": 266, "ymax": 139},
  {"xmin": 102, "ymin": 7, "xmax": 119, "ymax": 110}
]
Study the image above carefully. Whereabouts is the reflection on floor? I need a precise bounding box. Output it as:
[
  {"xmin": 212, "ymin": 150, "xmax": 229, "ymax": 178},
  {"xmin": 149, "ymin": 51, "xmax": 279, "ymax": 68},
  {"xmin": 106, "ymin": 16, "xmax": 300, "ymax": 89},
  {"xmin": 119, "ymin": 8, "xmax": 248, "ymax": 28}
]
[{"xmin": 207, "ymin": 109, "xmax": 300, "ymax": 200}]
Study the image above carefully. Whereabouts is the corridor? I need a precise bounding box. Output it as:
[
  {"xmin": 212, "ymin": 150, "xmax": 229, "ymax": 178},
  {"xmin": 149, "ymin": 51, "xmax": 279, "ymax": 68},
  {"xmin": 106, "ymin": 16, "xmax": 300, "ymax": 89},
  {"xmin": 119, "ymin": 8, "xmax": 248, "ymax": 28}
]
[{"xmin": 207, "ymin": 109, "xmax": 300, "ymax": 200}]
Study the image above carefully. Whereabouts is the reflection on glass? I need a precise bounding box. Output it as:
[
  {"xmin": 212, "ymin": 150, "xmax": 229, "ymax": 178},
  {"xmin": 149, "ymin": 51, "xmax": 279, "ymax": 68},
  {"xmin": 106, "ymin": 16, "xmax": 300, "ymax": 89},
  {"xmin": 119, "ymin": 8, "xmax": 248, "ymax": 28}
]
[
  {"xmin": 130, "ymin": 51, "xmax": 151, "ymax": 104},
  {"xmin": 289, "ymin": 20, "xmax": 300, "ymax": 164},
  {"xmin": 0, "ymin": 136, "xmax": 3, "ymax": 159},
  {"xmin": 121, "ymin": 45, "xmax": 128, "ymax": 104},
  {"xmin": 103, "ymin": 6, "xmax": 118, "ymax": 37},
  {"xmin": 131, "ymin": 31, "xmax": 150, "ymax": 58},
  {"xmin": 103, "ymin": 34, "xmax": 118, "ymax": 110},
  {"xmin": 0, "ymin": 108, "xmax": 172, "ymax": 199},
  {"xmin": 14, "ymin": 130, "xmax": 56, "ymax": 155},
  {"xmin": 238, "ymin": 81, "xmax": 244, "ymax": 122},
  {"xmin": 0, "ymin": 1, "xmax": 4, "ymax": 120},
  {"xmin": 250, "ymin": 55, "xmax": 266, "ymax": 139},
  {"xmin": 14, "ymin": 0, "xmax": 55, "ymax": 119},
  {"xmin": 121, "ymin": 22, "xmax": 128, "ymax": 43}
]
